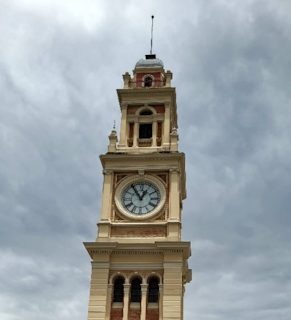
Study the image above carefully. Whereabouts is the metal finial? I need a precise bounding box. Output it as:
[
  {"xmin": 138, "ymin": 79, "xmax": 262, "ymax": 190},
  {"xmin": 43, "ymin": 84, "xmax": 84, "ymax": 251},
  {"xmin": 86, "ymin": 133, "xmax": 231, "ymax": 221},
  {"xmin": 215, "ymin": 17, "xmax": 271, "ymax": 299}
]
[
  {"xmin": 113, "ymin": 120, "xmax": 116, "ymax": 130},
  {"xmin": 150, "ymin": 15, "xmax": 154, "ymax": 54}
]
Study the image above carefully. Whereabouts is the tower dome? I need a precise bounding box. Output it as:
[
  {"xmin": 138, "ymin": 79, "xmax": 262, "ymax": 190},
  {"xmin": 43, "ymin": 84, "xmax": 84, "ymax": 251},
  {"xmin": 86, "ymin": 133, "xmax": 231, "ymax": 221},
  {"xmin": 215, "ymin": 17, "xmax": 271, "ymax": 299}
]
[{"xmin": 135, "ymin": 54, "xmax": 164, "ymax": 68}]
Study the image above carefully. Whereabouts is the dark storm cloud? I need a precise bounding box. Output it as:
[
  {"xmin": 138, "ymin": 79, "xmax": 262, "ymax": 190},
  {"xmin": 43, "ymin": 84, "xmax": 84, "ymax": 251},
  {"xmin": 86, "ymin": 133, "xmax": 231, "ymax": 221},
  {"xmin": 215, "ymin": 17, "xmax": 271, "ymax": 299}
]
[{"xmin": 0, "ymin": 1, "xmax": 290, "ymax": 320}]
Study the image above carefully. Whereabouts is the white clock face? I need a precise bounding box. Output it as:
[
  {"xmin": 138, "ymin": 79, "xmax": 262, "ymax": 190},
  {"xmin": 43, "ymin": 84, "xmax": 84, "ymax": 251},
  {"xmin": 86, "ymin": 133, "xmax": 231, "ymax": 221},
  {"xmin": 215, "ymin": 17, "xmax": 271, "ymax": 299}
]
[{"xmin": 121, "ymin": 182, "xmax": 161, "ymax": 215}]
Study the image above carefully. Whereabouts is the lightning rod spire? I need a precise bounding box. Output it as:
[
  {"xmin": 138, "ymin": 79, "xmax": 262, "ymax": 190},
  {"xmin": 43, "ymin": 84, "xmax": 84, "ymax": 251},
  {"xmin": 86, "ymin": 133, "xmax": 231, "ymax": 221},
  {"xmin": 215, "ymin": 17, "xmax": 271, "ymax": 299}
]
[{"xmin": 150, "ymin": 15, "xmax": 154, "ymax": 54}]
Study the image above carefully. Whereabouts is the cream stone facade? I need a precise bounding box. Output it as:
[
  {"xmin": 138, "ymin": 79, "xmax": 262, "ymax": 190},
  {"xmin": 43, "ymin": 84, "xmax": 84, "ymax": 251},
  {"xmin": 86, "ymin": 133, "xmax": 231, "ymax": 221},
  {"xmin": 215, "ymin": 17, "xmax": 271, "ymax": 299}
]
[{"xmin": 84, "ymin": 54, "xmax": 192, "ymax": 320}]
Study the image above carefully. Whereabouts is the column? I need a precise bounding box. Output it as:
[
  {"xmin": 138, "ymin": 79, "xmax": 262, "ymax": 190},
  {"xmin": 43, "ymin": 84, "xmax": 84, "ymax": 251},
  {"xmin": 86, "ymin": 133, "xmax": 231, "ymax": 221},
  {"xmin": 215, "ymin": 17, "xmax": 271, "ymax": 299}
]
[
  {"xmin": 87, "ymin": 263, "xmax": 110, "ymax": 320},
  {"xmin": 152, "ymin": 120, "xmax": 157, "ymax": 147},
  {"xmin": 140, "ymin": 284, "xmax": 148, "ymax": 320},
  {"xmin": 133, "ymin": 121, "xmax": 139, "ymax": 147},
  {"xmin": 162, "ymin": 257, "xmax": 183, "ymax": 320},
  {"xmin": 163, "ymin": 102, "xmax": 171, "ymax": 147},
  {"xmin": 119, "ymin": 103, "xmax": 128, "ymax": 147},
  {"xmin": 169, "ymin": 168, "xmax": 180, "ymax": 220},
  {"xmin": 158, "ymin": 284, "xmax": 164, "ymax": 320},
  {"xmin": 181, "ymin": 285, "xmax": 185, "ymax": 320},
  {"xmin": 105, "ymin": 284, "xmax": 113, "ymax": 320},
  {"xmin": 100, "ymin": 170, "xmax": 113, "ymax": 221},
  {"xmin": 168, "ymin": 168, "xmax": 181, "ymax": 240},
  {"xmin": 123, "ymin": 284, "xmax": 130, "ymax": 320}
]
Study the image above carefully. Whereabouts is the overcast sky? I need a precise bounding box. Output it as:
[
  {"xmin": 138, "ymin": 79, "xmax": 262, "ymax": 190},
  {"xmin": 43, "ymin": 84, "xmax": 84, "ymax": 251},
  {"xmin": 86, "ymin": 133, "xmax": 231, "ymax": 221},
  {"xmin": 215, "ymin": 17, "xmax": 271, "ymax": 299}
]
[{"xmin": 1, "ymin": 0, "xmax": 291, "ymax": 319}]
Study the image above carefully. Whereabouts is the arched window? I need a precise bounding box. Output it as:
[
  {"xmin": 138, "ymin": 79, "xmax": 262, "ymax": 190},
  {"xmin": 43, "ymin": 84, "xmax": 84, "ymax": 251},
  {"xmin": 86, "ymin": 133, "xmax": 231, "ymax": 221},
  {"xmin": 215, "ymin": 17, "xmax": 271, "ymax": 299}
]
[
  {"xmin": 113, "ymin": 278, "xmax": 124, "ymax": 302},
  {"xmin": 131, "ymin": 278, "xmax": 141, "ymax": 302},
  {"xmin": 144, "ymin": 76, "xmax": 153, "ymax": 87},
  {"xmin": 148, "ymin": 278, "xmax": 159, "ymax": 303}
]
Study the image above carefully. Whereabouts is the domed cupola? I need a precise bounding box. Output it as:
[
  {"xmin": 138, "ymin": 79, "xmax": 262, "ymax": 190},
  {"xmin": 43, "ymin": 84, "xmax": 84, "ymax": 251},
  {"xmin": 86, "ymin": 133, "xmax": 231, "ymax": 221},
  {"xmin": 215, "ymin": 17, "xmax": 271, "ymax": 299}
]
[{"xmin": 135, "ymin": 54, "xmax": 164, "ymax": 68}]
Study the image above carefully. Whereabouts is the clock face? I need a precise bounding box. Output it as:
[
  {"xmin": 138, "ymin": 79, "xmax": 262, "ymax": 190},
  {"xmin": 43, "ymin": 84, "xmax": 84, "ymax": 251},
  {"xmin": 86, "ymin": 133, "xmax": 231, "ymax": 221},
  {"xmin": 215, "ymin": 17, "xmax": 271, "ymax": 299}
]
[{"xmin": 121, "ymin": 182, "xmax": 161, "ymax": 215}]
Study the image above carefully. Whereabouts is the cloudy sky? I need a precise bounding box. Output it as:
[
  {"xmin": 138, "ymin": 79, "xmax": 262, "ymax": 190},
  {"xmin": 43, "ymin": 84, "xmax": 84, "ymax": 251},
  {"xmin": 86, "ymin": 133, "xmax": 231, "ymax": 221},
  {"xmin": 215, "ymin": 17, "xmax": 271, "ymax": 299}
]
[{"xmin": 1, "ymin": 0, "xmax": 291, "ymax": 319}]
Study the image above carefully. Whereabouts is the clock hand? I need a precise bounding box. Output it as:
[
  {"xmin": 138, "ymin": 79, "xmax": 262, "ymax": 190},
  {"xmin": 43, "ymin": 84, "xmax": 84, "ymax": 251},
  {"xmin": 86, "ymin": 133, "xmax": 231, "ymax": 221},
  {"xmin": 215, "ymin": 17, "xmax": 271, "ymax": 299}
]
[
  {"xmin": 141, "ymin": 190, "xmax": 147, "ymax": 200},
  {"xmin": 131, "ymin": 184, "xmax": 142, "ymax": 200}
]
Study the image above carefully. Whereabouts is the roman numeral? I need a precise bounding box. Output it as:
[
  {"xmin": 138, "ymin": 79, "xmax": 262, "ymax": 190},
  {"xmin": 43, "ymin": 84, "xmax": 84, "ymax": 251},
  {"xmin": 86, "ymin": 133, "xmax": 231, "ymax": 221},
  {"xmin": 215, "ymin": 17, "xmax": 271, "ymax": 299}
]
[
  {"xmin": 148, "ymin": 202, "xmax": 156, "ymax": 207},
  {"xmin": 123, "ymin": 196, "xmax": 132, "ymax": 201}
]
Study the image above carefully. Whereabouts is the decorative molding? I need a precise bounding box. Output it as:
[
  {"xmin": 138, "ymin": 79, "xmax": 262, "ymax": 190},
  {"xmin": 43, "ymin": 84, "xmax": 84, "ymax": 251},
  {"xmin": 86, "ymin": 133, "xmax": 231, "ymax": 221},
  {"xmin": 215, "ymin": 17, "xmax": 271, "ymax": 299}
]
[
  {"xmin": 111, "ymin": 225, "xmax": 167, "ymax": 238},
  {"xmin": 109, "ymin": 272, "xmax": 129, "ymax": 284},
  {"xmin": 103, "ymin": 169, "xmax": 113, "ymax": 175},
  {"xmin": 112, "ymin": 251, "xmax": 163, "ymax": 255},
  {"xmin": 91, "ymin": 262, "xmax": 110, "ymax": 269},
  {"xmin": 163, "ymin": 262, "xmax": 183, "ymax": 269},
  {"xmin": 162, "ymin": 249, "xmax": 184, "ymax": 254},
  {"xmin": 110, "ymin": 263, "xmax": 163, "ymax": 270},
  {"xmin": 128, "ymin": 271, "xmax": 146, "ymax": 284},
  {"xmin": 135, "ymin": 105, "xmax": 157, "ymax": 115},
  {"xmin": 89, "ymin": 249, "xmax": 114, "ymax": 255},
  {"xmin": 138, "ymin": 169, "xmax": 145, "ymax": 176},
  {"xmin": 100, "ymin": 152, "xmax": 185, "ymax": 165},
  {"xmin": 169, "ymin": 167, "xmax": 181, "ymax": 174},
  {"xmin": 145, "ymin": 272, "xmax": 163, "ymax": 284}
]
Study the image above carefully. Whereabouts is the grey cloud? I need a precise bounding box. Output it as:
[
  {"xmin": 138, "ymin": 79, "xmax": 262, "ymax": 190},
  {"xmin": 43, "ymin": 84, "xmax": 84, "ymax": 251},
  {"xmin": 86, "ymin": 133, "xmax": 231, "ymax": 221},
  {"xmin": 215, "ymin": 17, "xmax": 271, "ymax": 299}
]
[{"xmin": 0, "ymin": 1, "xmax": 291, "ymax": 320}]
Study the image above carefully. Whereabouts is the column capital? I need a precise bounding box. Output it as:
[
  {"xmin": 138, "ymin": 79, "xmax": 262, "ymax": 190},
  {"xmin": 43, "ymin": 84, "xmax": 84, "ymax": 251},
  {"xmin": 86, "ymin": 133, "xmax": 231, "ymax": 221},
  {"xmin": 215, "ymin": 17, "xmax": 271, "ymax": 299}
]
[
  {"xmin": 123, "ymin": 284, "xmax": 130, "ymax": 293},
  {"xmin": 164, "ymin": 101, "xmax": 171, "ymax": 108},
  {"xmin": 103, "ymin": 169, "xmax": 113, "ymax": 175},
  {"xmin": 121, "ymin": 103, "xmax": 128, "ymax": 110},
  {"xmin": 107, "ymin": 284, "xmax": 113, "ymax": 293},
  {"xmin": 169, "ymin": 167, "xmax": 180, "ymax": 174},
  {"xmin": 158, "ymin": 284, "xmax": 164, "ymax": 292},
  {"xmin": 141, "ymin": 284, "xmax": 148, "ymax": 293}
]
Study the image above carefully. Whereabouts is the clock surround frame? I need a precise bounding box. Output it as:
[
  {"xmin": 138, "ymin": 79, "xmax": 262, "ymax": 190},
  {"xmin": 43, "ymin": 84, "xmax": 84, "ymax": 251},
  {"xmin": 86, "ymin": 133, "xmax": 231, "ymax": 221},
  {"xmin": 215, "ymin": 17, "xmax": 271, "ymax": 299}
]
[{"xmin": 114, "ymin": 174, "xmax": 166, "ymax": 221}]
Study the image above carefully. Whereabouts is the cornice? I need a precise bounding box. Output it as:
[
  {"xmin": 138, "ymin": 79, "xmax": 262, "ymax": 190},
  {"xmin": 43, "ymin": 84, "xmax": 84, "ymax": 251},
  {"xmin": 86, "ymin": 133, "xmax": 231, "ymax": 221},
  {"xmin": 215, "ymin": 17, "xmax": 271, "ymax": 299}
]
[
  {"xmin": 117, "ymin": 87, "xmax": 176, "ymax": 102},
  {"xmin": 83, "ymin": 241, "xmax": 191, "ymax": 259},
  {"xmin": 100, "ymin": 152, "xmax": 185, "ymax": 165}
]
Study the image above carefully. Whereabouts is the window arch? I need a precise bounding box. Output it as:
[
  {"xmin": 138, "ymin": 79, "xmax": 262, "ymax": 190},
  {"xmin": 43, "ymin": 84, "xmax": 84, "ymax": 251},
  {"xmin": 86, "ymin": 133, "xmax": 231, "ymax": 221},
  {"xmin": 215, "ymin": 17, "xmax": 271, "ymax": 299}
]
[
  {"xmin": 140, "ymin": 109, "xmax": 153, "ymax": 115},
  {"xmin": 131, "ymin": 278, "xmax": 141, "ymax": 302},
  {"xmin": 148, "ymin": 277, "xmax": 159, "ymax": 303},
  {"xmin": 144, "ymin": 76, "xmax": 153, "ymax": 87},
  {"xmin": 113, "ymin": 278, "xmax": 124, "ymax": 302}
]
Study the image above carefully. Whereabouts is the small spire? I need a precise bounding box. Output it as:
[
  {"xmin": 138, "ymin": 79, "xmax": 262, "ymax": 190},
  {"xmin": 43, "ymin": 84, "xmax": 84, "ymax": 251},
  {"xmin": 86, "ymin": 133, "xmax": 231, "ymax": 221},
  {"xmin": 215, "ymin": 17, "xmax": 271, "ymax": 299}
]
[
  {"xmin": 113, "ymin": 120, "xmax": 116, "ymax": 130},
  {"xmin": 150, "ymin": 15, "xmax": 154, "ymax": 54}
]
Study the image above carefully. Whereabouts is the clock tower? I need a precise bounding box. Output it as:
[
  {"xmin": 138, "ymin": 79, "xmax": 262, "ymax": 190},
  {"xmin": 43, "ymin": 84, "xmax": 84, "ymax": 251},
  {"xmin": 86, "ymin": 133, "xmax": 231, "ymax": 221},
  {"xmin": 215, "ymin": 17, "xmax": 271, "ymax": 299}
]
[{"xmin": 84, "ymin": 54, "xmax": 192, "ymax": 320}]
